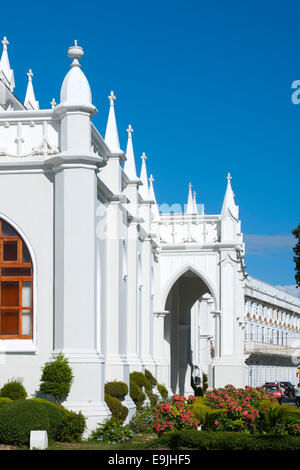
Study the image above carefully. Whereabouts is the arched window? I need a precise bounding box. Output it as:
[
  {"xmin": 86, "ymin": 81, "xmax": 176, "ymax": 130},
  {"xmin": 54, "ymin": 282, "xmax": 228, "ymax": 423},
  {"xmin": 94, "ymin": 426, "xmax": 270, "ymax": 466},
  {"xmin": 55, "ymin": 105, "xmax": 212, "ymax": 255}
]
[{"xmin": 0, "ymin": 219, "xmax": 33, "ymax": 339}]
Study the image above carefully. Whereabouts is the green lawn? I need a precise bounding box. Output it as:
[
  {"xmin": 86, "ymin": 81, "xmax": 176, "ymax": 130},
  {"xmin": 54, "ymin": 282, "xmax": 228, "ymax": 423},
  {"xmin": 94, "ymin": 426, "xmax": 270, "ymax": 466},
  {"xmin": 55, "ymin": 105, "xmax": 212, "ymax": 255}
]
[{"xmin": 47, "ymin": 433, "xmax": 161, "ymax": 450}]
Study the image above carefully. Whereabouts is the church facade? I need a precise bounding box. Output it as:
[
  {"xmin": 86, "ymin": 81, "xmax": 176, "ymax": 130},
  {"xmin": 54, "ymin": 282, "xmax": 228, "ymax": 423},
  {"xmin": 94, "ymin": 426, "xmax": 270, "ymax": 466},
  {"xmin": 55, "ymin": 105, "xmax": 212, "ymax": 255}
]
[{"xmin": 0, "ymin": 38, "xmax": 299, "ymax": 433}]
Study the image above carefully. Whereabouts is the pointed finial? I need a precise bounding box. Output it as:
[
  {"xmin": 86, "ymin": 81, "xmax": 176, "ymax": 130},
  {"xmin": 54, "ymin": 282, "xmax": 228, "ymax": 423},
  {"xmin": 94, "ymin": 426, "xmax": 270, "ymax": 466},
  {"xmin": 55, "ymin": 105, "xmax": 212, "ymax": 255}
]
[
  {"xmin": 27, "ymin": 69, "xmax": 33, "ymax": 81},
  {"xmin": 1, "ymin": 36, "xmax": 9, "ymax": 51},
  {"xmin": 68, "ymin": 40, "xmax": 84, "ymax": 67},
  {"xmin": 126, "ymin": 124, "xmax": 133, "ymax": 137},
  {"xmin": 51, "ymin": 98, "xmax": 56, "ymax": 109},
  {"xmin": 108, "ymin": 90, "xmax": 116, "ymax": 106},
  {"xmin": 141, "ymin": 151, "xmax": 147, "ymax": 161},
  {"xmin": 149, "ymin": 174, "xmax": 154, "ymax": 184},
  {"xmin": 221, "ymin": 172, "xmax": 238, "ymax": 218},
  {"xmin": 193, "ymin": 190, "xmax": 196, "ymax": 199}
]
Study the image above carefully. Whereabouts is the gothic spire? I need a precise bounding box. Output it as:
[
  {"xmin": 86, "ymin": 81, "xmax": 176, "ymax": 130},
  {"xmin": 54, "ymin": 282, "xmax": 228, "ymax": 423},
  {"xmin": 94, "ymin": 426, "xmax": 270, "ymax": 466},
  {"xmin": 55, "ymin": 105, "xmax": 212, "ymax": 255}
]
[
  {"xmin": 186, "ymin": 182, "xmax": 194, "ymax": 214},
  {"xmin": 149, "ymin": 174, "xmax": 160, "ymax": 220},
  {"xmin": 124, "ymin": 124, "xmax": 138, "ymax": 180},
  {"xmin": 24, "ymin": 69, "xmax": 39, "ymax": 110},
  {"xmin": 139, "ymin": 152, "xmax": 149, "ymax": 200},
  {"xmin": 104, "ymin": 91, "xmax": 121, "ymax": 153},
  {"xmin": 0, "ymin": 36, "xmax": 15, "ymax": 92},
  {"xmin": 193, "ymin": 190, "xmax": 198, "ymax": 215},
  {"xmin": 221, "ymin": 172, "xmax": 239, "ymax": 219}
]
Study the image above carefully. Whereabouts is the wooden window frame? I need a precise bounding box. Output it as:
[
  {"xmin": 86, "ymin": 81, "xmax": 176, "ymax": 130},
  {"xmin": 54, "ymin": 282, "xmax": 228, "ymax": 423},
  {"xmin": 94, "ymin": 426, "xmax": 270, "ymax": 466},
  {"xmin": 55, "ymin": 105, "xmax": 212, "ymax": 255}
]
[{"xmin": 0, "ymin": 220, "xmax": 33, "ymax": 339}]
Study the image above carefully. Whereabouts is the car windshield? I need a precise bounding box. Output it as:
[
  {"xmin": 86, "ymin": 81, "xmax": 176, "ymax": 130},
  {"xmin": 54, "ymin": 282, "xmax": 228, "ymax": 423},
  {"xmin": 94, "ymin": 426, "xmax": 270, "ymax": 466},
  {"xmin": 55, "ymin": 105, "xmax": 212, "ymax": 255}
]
[{"xmin": 264, "ymin": 386, "xmax": 278, "ymax": 392}]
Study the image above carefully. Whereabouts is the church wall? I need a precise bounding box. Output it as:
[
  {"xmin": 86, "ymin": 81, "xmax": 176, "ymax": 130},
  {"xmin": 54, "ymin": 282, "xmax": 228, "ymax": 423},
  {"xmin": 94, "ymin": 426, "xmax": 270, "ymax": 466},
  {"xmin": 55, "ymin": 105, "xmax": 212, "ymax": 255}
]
[{"xmin": 0, "ymin": 171, "xmax": 54, "ymax": 397}]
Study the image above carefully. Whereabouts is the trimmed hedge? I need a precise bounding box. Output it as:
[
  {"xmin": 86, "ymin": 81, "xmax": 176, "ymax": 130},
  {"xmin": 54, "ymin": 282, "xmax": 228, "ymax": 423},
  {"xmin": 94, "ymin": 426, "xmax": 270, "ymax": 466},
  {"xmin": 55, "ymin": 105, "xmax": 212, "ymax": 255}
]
[
  {"xmin": 144, "ymin": 369, "xmax": 157, "ymax": 387},
  {"xmin": 145, "ymin": 389, "xmax": 159, "ymax": 407},
  {"xmin": 157, "ymin": 384, "xmax": 168, "ymax": 400},
  {"xmin": 28, "ymin": 398, "xmax": 63, "ymax": 441},
  {"xmin": 130, "ymin": 380, "xmax": 146, "ymax": 409},
  {"xmin": 104, "ymin": 381, "xmax": 128, "ymax": 399},
  {"xmin": 0, "ymin": 397, "xmax": 12, "ymax": 408},
  {"xmin": 155, "ymin": 430, "xmax": 300, "ymax": 450},
  {"xmin": 192, "ymin": 397, "xmax": 227, "ymax": 429},
  {"xmin": 130, "ymin": 372, "xmax": 151, "ymax": 391},
  {"xmin": 0, "ymin": 399, "xmax": 50, "ymax": 446},
  {"xmin": 0, "ymin": 378, "xmax": 27, "ymax": 400},
  {"xmin": 40, "ymin": 353, "xmax": 74, "ymax": 405},
  {"xmin": 105, "ymin": 393, "xmax": 128, "ymax": 423},
  {"xmin": 56, "ymin": 407, "xmax": 86, "ymax": 442}
]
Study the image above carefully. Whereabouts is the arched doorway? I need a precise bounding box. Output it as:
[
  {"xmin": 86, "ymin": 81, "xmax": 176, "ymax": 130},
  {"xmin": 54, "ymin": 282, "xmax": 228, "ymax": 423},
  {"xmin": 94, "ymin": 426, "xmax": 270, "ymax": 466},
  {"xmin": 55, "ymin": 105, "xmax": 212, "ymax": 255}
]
[{"xmin": 164, "ymin": 268, "xmax": 215, "ymax": 395}]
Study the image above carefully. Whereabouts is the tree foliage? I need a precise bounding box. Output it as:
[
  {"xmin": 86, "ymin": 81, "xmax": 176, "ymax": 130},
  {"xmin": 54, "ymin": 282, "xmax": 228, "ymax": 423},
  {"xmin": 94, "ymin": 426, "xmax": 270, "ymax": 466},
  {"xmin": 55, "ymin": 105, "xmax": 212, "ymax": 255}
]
[
  {"xmin": 40, "ymin": 353, "xmax": 74, "ymax": 405},
  {"xmin": 292, "ymin": 223, "xmax": 300, "ymax": 288}
]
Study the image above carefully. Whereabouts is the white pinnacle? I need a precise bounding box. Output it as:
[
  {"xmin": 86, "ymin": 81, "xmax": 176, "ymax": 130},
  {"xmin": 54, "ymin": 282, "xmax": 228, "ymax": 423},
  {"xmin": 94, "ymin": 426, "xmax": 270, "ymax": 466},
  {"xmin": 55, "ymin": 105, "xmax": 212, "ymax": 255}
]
[
  {"xmin": 24, "ymin": 69, "xmax": 39, "ymax": 110},
  {"xmin": 193, "ymin": 190, "xmax": 198, "ymax": 215},
  {"xmin": 221, "ymin": 172, "xmax": 239, "ymax": 218},
  {"xmin": 124, "ymin": 124, "xmax": 138, "ymax": 180},
  {"xmin": 149, "ymin": 174, "xmax": 160, "ymax": 220},
  {"xmin": 139, "ymin": 152, "xmax": 149, "ymax": 200},
  {"xmin": 0, "ymin": 36, "xmax": 15, "ymax": 92},
  {"xmin": 104, "ymin": 91, "xmax": 121, "ymax": 153},
  {"xmin": 186, "ymin": 182, "xmax": 194, "ymax": 214}
]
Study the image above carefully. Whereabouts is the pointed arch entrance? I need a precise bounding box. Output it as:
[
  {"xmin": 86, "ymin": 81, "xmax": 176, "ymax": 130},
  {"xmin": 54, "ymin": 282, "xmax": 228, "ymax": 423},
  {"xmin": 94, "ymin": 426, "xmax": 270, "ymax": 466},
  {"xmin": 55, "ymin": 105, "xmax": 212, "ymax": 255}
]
[{"xmin": 163, "ymin": 267, "xmax": 216, "ymax": 395}]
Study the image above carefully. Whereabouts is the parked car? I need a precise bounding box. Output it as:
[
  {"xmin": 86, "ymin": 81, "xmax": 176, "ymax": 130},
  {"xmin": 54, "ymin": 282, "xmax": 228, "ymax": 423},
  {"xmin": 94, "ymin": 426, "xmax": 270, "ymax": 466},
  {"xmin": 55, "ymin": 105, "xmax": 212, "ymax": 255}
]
[
  {"xmin": 262, "ymin": 383, "xmax": 284, "ymax": 404},
  {"xmin": 279, "ymin": 381, "xmax": 296, "ymax": 398}
]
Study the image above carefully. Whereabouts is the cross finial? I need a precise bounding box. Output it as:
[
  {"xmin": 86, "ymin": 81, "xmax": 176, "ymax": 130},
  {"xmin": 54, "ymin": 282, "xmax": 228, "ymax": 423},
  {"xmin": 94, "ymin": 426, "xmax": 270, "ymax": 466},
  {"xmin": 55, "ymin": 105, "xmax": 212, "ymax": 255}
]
[
  {"xmin": 108, "ymin": 90, "xmax": 116, "ymax": 106},
  {"xmin": 2, "ymin": 36, "xmax": 9, "ymax": 50},
  {"xmin": 27, "ymin": 69, "xmax": 33, "ymax": 81},
  {"xmin": 188, "ymin": 182, "xmax": 192, "ymax": 190},
  {"xmin": 149, "ymin": 174, "xmax": 154, "ymax": 184},
  {"xmin": 126, "ymin": 124, "xmax": 133, "ymax": 137},
  {"xmin": 226, "ymin": 172, "xmax": 232, "ymax": 184},
  {"xmin": 193, "ymin": 190, "xmax": 196, "ymax": 198},
  {"xmin": 141, "ymin": 151, "xmax": 147, "ymax": 161},
  {"xmin": 50, "ymin": 98, "xmax": 56, "ymax": 109}
]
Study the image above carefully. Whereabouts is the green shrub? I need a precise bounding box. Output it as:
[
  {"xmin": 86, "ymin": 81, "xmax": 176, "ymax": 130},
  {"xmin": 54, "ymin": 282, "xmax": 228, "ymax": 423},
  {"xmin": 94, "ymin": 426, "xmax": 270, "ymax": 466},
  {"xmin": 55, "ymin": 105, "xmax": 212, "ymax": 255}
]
[
  {"xmin": 28, "ymin": 398, "xmax": 63, "ymax": 441},
  {"xmin": 0, "ymin": 397, "xmax": 12, "ymax": 408},
  {"xmin": 130, "ymin": 372, "xmax": 151, "ymax": 391},
  {"xmin": 157, "ymin": 384, "xmax": 168, "ymax": 400},
  {"xmin": 155, "ymin": 430, "xmax": 300, "ymax": 450},
  {"xmin": 204, "ymin": 408, "xmax": 227, "ymax": 430},
  {"xmin": 104, "ymin": 381, "xmax": 128, "ymax": 399},
  {"xmin": 129, "ymin": 406, "xmax": 156, "ymax": 433},
  {"xmin": 89, "ymin": 418, "xmax": 134, "ymax": 443},
  {"xmin": 105, "ymin": 394, "xmax": 128, "ymax": 422},
  {"xmin": 130, "ymin": 380, "xmax": 146, "ymax": 409},
  {"xmin": 0, "ymin": 399, "xmax": 50, "ymax": 446},
  {"xmin": 145, "ymin": 389, "xmax": 159, "ymax": 407},
  {"xmin": 144, "ymin": 369, "xmax": 157, "ymax": 387},
  {"xmin": 192, "ymin": 397, "xmax": 212, "ymax": 425},
  {"xmin": 56, "ymin": 407, "xmax": 86, "ymax": 442},
  {"xmin": 0, "ymin": 378, "xmax": 27, "ymax": 400},
  {"xmin": 40, "ymin": 353, "xmax": 74, "ymax": 405}
]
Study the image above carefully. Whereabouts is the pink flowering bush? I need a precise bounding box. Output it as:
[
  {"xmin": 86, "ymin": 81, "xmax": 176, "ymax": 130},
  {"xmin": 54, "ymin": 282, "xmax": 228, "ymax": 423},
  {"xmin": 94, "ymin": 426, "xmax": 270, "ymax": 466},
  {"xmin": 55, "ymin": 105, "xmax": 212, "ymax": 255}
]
[
  {"xmin": 205, "ymin": 385, "xmax": 277, "ymax": 433},
  {"xmin": 152, "ymin": 395, "xmax": 200, "ymax": 435}
]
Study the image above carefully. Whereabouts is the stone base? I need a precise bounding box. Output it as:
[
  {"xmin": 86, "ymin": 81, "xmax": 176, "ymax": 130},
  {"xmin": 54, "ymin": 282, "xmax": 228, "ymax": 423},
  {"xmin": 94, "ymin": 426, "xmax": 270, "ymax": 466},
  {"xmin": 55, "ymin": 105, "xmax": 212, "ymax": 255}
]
[{"xmin": 64, "ymin": 401, "xmax": 111, "ymax": 437}]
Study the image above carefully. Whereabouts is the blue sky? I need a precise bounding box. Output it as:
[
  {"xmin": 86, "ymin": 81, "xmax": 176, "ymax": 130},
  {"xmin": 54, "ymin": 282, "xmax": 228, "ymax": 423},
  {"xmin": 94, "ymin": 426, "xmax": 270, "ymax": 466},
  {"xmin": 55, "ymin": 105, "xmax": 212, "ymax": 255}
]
[{"xmin": 2, "ymin": 0, "xmax": 300, "ymax": 292}]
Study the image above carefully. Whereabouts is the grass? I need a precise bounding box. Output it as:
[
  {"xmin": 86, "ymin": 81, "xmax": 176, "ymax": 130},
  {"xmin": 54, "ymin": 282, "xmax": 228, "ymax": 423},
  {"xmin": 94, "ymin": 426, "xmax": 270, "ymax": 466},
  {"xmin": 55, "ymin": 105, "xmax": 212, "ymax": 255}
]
[{"xmin": 47, "ymin": 433, "xmax": 162, "ymax": 450}]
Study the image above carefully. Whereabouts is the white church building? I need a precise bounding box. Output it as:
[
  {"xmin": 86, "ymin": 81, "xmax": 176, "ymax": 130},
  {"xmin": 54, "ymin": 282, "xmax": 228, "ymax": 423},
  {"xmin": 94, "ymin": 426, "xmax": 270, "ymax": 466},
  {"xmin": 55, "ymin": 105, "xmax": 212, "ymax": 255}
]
[{"xmin": 0, "ymin": 37, "xmax": 299, "ymax": 432}]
